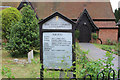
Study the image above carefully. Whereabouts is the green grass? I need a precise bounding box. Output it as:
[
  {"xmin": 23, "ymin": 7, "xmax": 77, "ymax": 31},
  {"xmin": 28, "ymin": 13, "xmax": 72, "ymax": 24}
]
[
  {"xmin": 2, "ymin": 49, "xmax": 40, "ymax": 78},
  {"xmin": 93, "ymin": 43, "xmax": 115, "ymax": 49},
  {"xmin": 1, "ymin": 48, "xmax": 85, "ymax": 78},
  {"xmin": 93, "ymin": 43, "xmax": 118, "ymax": 55}
]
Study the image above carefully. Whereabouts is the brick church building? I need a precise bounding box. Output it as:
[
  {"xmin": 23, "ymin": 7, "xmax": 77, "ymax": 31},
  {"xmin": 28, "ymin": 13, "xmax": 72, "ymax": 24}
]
[{"xmin": 2, "ymin": 0, "xmax": 119, "ymax": 44}]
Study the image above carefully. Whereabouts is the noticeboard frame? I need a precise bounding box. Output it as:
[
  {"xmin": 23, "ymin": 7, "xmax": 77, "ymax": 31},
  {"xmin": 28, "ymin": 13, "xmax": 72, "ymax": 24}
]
[{"xmin": 38, "ymin": 12, "xmax": 76, "ymax": 79}]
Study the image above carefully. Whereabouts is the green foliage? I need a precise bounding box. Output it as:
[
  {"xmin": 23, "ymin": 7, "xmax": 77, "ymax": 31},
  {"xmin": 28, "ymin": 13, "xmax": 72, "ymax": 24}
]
[
  {"xmin": 75, "ymin": 42, "xmax": 103, "ymax": 78},
  {"xmin": 114, "ymin": 8, "xmax": 120, "ymax": 39},
  {"xmin": 101, "ymin": 46, "xmax": 118, "ymax": 55},
  {"xmin": 6, "ymin": 5, "xmax": 39, "ymax": 57},
  {"xmin": 114, "ymin": 8, "xmax": 120, "ymax": 23},
  {"xmin": 74, "ymin": 42, "xmax": 116, "ymax": 79},
  {"xmin": 31, "ymin": 58, "xmax": 40, "ymax": 64},
  {"xmin": 115, "ymin": 42, "xmax": 120, "ymax": 56},
  {"xmin": 0, "ymin": 31, "xmax": 1, "ymax": 39},
  {"xmin": 99, "ymin": 51, "xmax": 115, "ymax": 78},
  {"xmin": 94, "ymin": 43, "xmax": 119, "ymax": 55},
  {"xmin": 0, "ymin": 7, "xmax": 22, "ymax": 39},
  {"xmin": 106, "ymin": 39, "xmax": 117, "ymax": 45},
  {"xmin": 106, "ymin": 39, "xmax": 112, "ymax": 45},
  {"xmin": 30, "ymin": 59, "xmax": 40, "ymax": 78},
  {"xmin": 91, "ymin": 33, "xmax": 98, "ymax": 40},
  {"xmin": 75, "ymin": 30, "xmax": 80, "ymax": 39},
  {"xmin": 2, "ymin": 66, "xmax": 15, "ymax": 78}
]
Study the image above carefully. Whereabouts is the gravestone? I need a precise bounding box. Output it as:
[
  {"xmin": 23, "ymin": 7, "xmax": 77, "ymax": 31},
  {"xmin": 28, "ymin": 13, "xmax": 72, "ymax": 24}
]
[
  {"xmin": 14, "ymin": 58, "xmax": 19, "ymax": 62},
  {"xmin": 28, "ymin": 50, "xmax": 34, "ymax": 63},
  {"xmin": 39, "ymin": 12, "xmax": 76, "ymax": 79}
]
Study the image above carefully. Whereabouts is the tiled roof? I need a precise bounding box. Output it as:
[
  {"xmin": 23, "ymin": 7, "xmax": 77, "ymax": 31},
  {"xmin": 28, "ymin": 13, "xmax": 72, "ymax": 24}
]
[
  {"xmin": 31, "ymin": 2, "xmax": 115, "ymax": 19},
  {"xmin": 94, "ymin": 21, "xmax": 118, "ymax": 28},
  {"xmin": 2, "ymin": 2, "xmax": 20, "ymax": 8},
  {"xmin": 2, "ymin": 2, "xmax": 115, "ymax": 19}
]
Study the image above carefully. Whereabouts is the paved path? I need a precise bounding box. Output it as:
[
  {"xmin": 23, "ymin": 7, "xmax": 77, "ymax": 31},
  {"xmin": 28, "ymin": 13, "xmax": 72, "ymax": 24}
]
[{"xmin": 79, "ymin": 43, "xmax": 119, "ymax": 71}]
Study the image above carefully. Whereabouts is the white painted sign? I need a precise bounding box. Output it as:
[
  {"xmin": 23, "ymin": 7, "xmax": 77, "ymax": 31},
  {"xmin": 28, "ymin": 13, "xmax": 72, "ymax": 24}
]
[
  {"xmin": 42, "ymin": 16, "xmax": 72, "ymax": 30},
  {"xmin": 43, "ymin": 32, "xmax": 72, "ymax": 69}
]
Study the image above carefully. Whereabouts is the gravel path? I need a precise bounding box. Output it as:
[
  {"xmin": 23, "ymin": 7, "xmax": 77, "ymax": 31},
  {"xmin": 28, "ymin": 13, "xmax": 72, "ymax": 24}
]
[{"xmin": 79, "ymin": 43, "xmax": 119, "ymax": 71}]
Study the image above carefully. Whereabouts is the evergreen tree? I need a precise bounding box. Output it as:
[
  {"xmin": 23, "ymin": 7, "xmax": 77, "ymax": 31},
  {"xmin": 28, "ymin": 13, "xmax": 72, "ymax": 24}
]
[
  {"xmin": 114, "ymin": 8, "xmax": 120, "ymax": 23},
  {"xmin": 6, "ymin": 5, "xmax": 39, "ymax": 57},
  {"xmin": 114, "ymin": 8, "xmax": 120, "ymax": 39}
]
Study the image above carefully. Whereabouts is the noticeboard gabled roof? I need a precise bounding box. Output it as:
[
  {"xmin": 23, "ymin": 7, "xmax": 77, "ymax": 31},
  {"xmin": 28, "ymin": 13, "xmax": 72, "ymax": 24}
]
[{"xmin": 38, "ymin": 12, "xmax": 76, "ymax": 25}]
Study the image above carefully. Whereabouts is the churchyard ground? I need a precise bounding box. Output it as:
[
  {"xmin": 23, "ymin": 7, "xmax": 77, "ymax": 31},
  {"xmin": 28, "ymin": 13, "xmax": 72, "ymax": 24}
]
[{"xmin": 2, "ymin": 48, "xmax": 40, "ymax": 78}]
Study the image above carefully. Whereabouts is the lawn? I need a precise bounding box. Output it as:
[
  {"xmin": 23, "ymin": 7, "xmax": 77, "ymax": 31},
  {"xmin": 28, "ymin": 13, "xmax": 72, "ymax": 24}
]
[
  {"xmin": 1, "ymin": 49, "xmax": 82, "ymax": 78},
  {"xmin": 1, "ymin": 46, "xmax": 85, "ymax": 78},
  {"xmin": 93, "ymin": 43, "xmax": 119, "ymax": 55},
  {"xmin": 2, "ymin": 49, "xmax": 40, "ymax": 78}
]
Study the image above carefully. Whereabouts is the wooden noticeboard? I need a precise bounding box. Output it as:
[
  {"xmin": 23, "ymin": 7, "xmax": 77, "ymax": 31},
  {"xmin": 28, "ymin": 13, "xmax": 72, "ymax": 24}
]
[{"xmin": 38, "ymin": 12, "xmax": 76, "ymax": 79}]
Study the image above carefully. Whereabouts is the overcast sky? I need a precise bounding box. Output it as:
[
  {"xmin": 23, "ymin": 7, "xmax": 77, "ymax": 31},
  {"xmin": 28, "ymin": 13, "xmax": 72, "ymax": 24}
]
[{"xmin": 110, "ymin": 0, "xmax": 120, "ymax": 12}]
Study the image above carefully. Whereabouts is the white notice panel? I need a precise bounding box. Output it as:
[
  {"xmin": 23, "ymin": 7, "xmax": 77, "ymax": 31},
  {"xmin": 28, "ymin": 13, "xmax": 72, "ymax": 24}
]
[
  {"xmin": 43, "ymin": 32, "xmax": 72, "ymax": 69},
  {"xmin": 42, "ymin": 16, "xmax": 72, "ymax": 30}
]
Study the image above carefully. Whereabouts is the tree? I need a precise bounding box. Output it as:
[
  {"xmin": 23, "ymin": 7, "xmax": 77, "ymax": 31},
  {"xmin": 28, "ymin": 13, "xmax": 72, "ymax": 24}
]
[
  {"xmin": 114, "ymin": 8, "xmax": 120, "ymax": 23},
  {"xmin": 6, "ymin": 5, "xmax": 39, "ymax": 57},
  {"xmin": 0, "ymin": 7, "xmax": 22, "ymax": 39},
  {"xmin": 114, "ymin": 8, "xmax": 120, "ymax": 39}
]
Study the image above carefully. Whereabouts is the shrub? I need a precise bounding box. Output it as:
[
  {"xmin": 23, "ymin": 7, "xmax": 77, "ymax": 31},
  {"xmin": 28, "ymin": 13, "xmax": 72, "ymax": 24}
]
[
  {"xmin": 74, "ymin": 42, "xmax": 116, "ymax": 78},
  {"xmin": 118, "ymin": 43, "xmax": 120, "ymax": 56},
  {"xmin": 106, "ymin": 39, "xmax": 112, "ymax": 45},
  {"xmin": 75, "ymin": 30, "xmax": 80, "ymax": 39},
  {"xmin": 91, "ymin": 33, "xmax": 98, "ymax": 40},
  {"xmin": 2, "ymin": 66, "xmax": 15, "ymax": 78},
  {"xmin": 115, "ymin": 42, "xmax": 120, "ymax": 56},
  {"xmin": 1, "ymin": 7, "xmax": 22, "ymax": 39},
  {"xmin": 6, "ymin": 5, "xmax": 39, "ymax": 57}
]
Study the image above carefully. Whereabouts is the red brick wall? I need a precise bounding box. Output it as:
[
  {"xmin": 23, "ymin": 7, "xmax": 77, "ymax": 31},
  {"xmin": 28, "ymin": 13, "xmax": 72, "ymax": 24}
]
[{"xmin": 98, "ymin": 29, "xmax": 118, "ymax": 44}]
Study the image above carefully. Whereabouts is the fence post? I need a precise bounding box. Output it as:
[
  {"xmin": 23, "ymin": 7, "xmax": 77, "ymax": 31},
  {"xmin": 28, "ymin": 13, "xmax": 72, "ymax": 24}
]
[
  {"xmin": 108, "ymin": 69, "xmax": 115, "ymax": 80},
  {"xmin": 97, "ymin": 71, "xmax": 104, "ymax": 80},
  {"xmin": 84, "ymin": 74, "xmax": 92, "ymax": 80},
  {"xmin": 118, "ymin": 69, "xmax": 120, "ymax": 79}
]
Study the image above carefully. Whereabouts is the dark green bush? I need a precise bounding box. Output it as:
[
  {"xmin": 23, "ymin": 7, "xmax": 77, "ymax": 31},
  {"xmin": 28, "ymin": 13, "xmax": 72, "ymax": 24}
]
[
  {"xmin": 106, "ymin": 39, "xmax": 112, "ymax": 45},
  {"xmin": 1, "ymin": 7, "xmax": 22, "ymax": 39},
  {"xmin": 115, "ymin": 42, "xmax": 120, "ymax": 56},
  {"xmin": 101, "ymin": 44, "xmax": 118, "ymax": 55},
  {"xmin": 6, "ymin": 5, "xmax": 39, "ymax": 57},
  {"xmin": 75, "ymin": 30, "xmax": 80, "ymax": 39},
  {"xmin": 91, "ymin": 33, "xmax": 98, "ymax": 40}
]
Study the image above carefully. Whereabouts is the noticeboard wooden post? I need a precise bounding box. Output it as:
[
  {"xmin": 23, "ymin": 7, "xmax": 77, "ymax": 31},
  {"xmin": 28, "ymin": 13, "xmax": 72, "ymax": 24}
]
[{"xmin": 38, "ymin": 12, "xmax": 76, "ymax": 79}]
